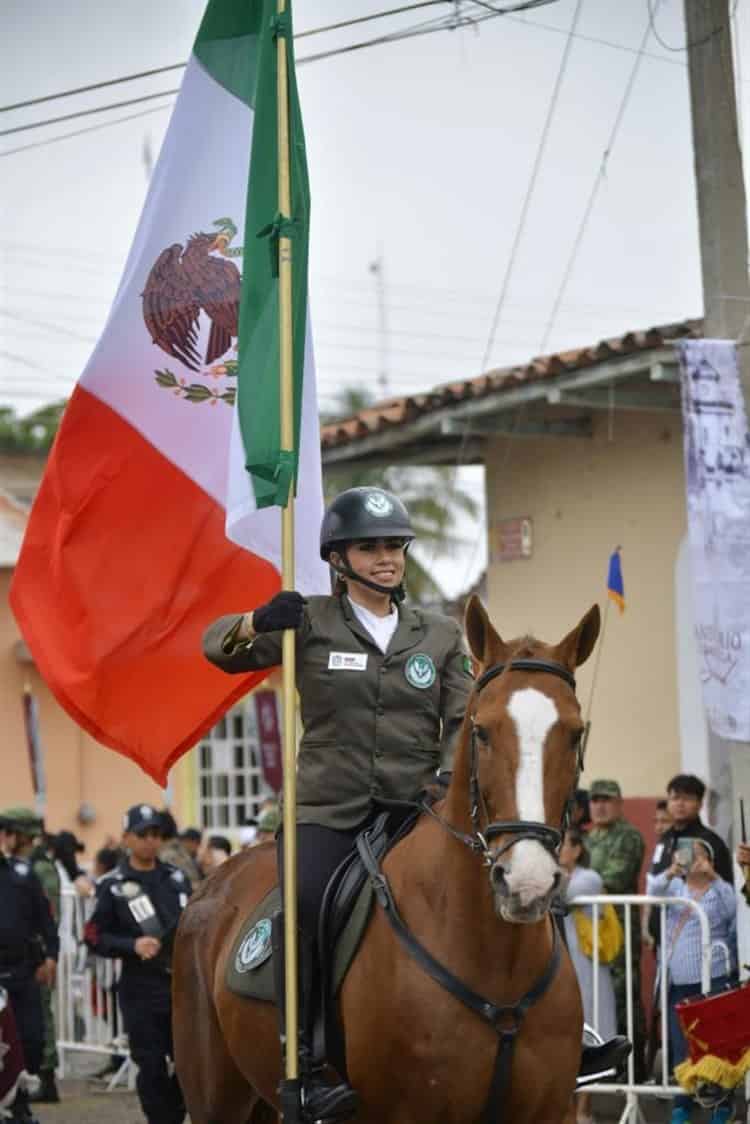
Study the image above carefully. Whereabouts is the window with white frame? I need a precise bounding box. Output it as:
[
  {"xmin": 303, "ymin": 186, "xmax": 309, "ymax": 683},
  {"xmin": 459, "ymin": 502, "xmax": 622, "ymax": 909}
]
[{"xmin": 197, "ymin": 699, "xmax": 272, "ymax": 830}]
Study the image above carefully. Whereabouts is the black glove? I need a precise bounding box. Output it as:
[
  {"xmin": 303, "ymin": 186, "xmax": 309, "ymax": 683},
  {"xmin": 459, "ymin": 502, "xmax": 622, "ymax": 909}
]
[{"xmin": 252, "ymin": 591, "xmax": 306, "ymax": 633}]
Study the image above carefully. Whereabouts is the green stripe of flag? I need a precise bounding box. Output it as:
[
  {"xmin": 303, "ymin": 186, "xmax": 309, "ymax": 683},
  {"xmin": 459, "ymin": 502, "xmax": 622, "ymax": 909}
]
[{"xmin": 195, "ymin": 0, "xmax": 309, "ymax": 510}]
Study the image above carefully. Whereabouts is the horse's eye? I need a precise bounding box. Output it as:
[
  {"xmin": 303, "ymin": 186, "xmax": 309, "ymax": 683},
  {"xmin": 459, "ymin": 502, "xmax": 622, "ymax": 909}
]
[
  {"xmin": 474, "ymin": 724, "xmax": 490, "ymax": 745},
  {"xmin": 571, "ymin": 728, "xmax": 584, "ymax": 750}
]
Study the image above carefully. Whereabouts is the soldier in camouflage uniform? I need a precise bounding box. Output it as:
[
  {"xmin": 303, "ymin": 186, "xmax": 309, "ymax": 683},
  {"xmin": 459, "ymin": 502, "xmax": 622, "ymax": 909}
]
[
  {"xmin": 4, "ymin": 810, "xmax": 61, "ymax": 1104},
  {"xmin": 586, "ymin": 779, "xmax": 646, "ymax": 1079},
  {"xmin": 30, "ymin": 834, "xmax": 61, "ymax": 1102}
]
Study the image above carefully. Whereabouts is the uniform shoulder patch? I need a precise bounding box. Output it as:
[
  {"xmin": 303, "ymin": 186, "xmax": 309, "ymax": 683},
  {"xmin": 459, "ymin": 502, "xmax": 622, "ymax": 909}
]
[
  {"xmin": 12, "ymin": 860, "xmax": 30, "ymax": 877},
  {"xmin": 170, "ymin": 869, "xmax": 185, "ymax": 883}
]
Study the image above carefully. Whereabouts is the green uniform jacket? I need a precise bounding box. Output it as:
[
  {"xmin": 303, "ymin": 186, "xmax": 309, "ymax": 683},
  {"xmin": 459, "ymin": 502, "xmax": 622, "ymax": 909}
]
[
  {"xmin": 203, "ymin": 594, "xmax": 473, "ymax": 830},
  {"xmin": 587, "ymin": 818, "xmax": 645, "ymax": 896}
]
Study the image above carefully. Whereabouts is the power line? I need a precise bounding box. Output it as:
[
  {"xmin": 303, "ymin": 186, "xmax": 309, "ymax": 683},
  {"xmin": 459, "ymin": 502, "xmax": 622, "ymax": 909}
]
[
  {"xmin": 0, "ymin": 89, "xmax": 180, "ymax": 139},
  {"xmin": 0, "ymin": 64, "xmax": 185, "ymax": 114},
  {"xmin": 0, "ymin": 103, "xmax": 174, "ymax": 158},
  {"xmin": 538, "ymin": 6, "xmax": 659, "ymax": 353},
  {"xmin": 481, "ymin": 0, "xmax": 584, "ymax": 370},
  {"xmin": 0, "ymin": 4, "xmax": 455, "ymax": 115},
  {"xmin": 645, "ymin": 0, "xmax": 740, "ymax": 53},
  {"xmin": 0, "ymin": 309, "xmax": 98, "ymax": 343}
]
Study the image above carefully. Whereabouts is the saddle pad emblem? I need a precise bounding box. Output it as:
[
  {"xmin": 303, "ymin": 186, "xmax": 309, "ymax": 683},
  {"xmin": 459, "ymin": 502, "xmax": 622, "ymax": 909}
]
[
  {"xmin": 405, "ymin": 653, "xmax": 436, "ymax": 689},
  {"xmin": 364, "ymin": 491, "xmax": 393, "ymax": 517},
  {"xmin": 235, "ymin": 919, "xmax": 273, "ymax": 973}
]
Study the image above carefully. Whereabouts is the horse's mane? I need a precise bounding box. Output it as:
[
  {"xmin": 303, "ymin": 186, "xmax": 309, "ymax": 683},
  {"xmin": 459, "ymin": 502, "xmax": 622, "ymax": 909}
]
[{"xmin": 506, "ymin": 635, "xmax": 542, "ymax": 660}]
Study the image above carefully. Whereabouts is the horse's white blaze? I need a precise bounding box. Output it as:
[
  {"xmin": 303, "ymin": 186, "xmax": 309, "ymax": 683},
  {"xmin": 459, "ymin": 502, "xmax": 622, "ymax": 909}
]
[{"xmin": 504, "ymin": 688, "xmax": 560, "ymax": 906}]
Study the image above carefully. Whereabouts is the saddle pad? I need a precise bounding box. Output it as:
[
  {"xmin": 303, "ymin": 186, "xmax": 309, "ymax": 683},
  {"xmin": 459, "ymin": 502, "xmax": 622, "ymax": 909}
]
[{"xmin": 226, "ymin": 881, "xmax": 374, "ymax": 1002}]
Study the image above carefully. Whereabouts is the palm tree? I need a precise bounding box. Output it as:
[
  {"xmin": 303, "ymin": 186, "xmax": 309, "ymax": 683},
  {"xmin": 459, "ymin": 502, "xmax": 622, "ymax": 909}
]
[{"xmin": 322, "ymin": 388, "xmax": 479, "ymax": 604}]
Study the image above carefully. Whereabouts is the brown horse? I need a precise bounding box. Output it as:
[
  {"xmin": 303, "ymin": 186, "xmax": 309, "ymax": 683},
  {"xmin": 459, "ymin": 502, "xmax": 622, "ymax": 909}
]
[{"xmin": 173, "ymin": 596, "xmax": 600, "ymax": 1124}]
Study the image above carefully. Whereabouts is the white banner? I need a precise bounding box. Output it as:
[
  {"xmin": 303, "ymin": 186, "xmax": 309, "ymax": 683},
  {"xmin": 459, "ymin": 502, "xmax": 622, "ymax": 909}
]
[{"xmin": 677, "ymin": 339, "xmax": 750, "ymax": 741}]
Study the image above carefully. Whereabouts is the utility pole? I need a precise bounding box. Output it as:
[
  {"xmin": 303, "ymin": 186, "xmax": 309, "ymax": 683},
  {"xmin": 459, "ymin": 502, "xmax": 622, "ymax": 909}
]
[
  {"xmin": 684, "ymin": 0, "xmax": 750, "ymax": 922},
  {"xmin": 369, "ymin": 251, "xmax": 390, "ymax": 396}
]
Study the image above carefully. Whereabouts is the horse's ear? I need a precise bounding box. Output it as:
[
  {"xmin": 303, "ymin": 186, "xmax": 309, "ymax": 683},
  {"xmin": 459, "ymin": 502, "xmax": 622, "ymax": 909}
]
[
  {"xmin": 556, "ymin": 604, "xmax": 601, "ymax": 670},
  {"xmin": 464, "ymin": 595, "xmax": 507, "ymax": 665}
]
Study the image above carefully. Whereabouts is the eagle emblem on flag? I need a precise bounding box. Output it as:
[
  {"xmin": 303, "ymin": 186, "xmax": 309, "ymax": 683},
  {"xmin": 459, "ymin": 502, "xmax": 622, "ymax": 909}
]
[{"xmin": 143, "ymin": 217, "xmax": 243, "ymax": 407}]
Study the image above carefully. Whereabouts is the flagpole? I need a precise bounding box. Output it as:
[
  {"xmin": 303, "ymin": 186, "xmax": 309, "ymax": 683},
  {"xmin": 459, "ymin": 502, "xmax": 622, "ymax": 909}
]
[
  {"xmin": 582, "ymin": 595, "xmax": 610, "ymax": 753},
  {"xmin": 276, "ymin": 0, "xmax": 301, "ymax": 1106}
]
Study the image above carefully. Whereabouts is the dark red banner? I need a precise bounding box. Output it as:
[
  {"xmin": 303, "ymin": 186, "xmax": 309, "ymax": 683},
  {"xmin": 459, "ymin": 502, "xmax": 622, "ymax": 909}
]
[{"xmin": 253, "ymin": 690, "xmax": 282, "ymax": 793}]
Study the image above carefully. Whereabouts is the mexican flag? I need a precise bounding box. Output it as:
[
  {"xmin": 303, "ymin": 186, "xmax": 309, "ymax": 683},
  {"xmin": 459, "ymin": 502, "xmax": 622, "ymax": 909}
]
[{"xmin": 10, "ymin": 0, "xmax": 328, "ymax": 786}]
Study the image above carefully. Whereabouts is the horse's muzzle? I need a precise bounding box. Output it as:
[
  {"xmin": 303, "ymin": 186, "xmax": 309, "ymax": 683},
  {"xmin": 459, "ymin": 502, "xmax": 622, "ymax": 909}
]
[{"xmin": 490, "ymin": 860, "xmax": 561, "ymax": 924}]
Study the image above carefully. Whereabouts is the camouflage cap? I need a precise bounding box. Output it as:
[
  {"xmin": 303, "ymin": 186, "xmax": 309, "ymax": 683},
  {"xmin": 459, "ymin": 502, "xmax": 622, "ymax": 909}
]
[
  {"xmin": 0, "ymin": 806, "xmax": 44, "ymax": 835},
  {"xmin": 589, "ymin": 779, "xmax": 622, "ymax": 799}
]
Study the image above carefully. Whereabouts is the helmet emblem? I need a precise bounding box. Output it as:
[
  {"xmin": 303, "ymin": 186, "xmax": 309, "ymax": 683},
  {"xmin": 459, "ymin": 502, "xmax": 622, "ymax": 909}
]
[
  {"xmin": 405, "ymin": 653, "xmax": 437, "ymax": 689},
  {"xmin": 364, "ymin": 491, "xmax": 394, "ymax": 518},
  {"xmin": 235, "ymin": 919, "xmax": 273, "ymax": 973}
]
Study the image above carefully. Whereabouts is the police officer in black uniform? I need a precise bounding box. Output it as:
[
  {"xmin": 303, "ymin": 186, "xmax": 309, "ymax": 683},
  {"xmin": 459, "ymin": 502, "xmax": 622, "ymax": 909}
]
[
  {"xmin": 84, "ymin": 805, "xmax": 189, "ymax": 1124},
  {"xmin": 0, "ymin": 811, "xmax": 58, "ymax": 1124}
]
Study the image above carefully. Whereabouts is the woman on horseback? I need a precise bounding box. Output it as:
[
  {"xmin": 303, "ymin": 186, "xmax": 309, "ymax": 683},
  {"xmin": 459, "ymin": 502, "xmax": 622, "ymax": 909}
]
[{"xmin": 203, "ymin": 486, "xmax": 474, "ymax": 1122}]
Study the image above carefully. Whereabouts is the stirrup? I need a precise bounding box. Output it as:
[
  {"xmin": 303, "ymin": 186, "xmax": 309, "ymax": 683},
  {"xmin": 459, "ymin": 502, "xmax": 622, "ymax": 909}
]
[{"xmin": 301, "ymin": 1072, "xmax": 359, "ymax": 1124}]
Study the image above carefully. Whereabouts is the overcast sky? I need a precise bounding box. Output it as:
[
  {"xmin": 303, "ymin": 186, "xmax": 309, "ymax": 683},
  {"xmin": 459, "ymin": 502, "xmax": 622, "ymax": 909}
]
[{"xmin": 2, "ymin": 0, "xmax": 748, "ymax": 594}]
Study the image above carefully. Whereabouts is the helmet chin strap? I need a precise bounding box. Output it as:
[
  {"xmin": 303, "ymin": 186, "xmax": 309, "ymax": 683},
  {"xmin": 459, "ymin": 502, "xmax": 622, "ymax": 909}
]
[{"xmin": 330, "ymin": 548, "xmax": 407, "ymax": 603}]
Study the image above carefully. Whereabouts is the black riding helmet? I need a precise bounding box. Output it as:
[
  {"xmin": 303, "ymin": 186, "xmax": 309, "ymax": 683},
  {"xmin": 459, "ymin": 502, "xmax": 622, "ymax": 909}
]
[{"xmin": 320, "ymin": 487, "xmax": 415, "ymax": 600}]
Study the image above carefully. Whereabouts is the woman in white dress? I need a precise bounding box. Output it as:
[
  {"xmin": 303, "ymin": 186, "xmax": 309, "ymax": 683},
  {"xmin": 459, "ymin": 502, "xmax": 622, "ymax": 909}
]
[{"xmin": 561, "ymin": 827, "xmax": 618, "ymax": 1124}]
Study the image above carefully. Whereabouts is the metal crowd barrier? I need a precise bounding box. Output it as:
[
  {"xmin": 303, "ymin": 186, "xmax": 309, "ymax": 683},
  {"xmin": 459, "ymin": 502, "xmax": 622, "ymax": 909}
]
[
  {"xmin": 56, "ymin": 888, "xmax": 133, "ymax": 1088},
  {"xmin": 572, "ymin": 893, "xmax": 716, "ymax": 1124}
]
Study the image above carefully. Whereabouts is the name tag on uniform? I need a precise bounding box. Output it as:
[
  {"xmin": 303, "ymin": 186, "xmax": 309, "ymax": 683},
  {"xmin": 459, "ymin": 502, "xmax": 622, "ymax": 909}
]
[
  {"xmin": 128, "ymin": 894, "xmax": 157, "ymax": 925},
  {"xmin": 328, "ymin": 652, "xmax": 368, "ymax": 671}
]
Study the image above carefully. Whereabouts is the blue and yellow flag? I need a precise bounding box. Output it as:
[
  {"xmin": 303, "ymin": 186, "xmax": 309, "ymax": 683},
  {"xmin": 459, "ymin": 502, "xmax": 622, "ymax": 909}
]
[{"xmin": 607, "ymin": 548, "xmax": 625, "ymax": 614}]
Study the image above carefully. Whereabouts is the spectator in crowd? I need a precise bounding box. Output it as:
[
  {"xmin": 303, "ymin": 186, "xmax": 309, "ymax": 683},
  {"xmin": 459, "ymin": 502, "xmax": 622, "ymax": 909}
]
[
  {"xmin": 571, "ymin": 789, "xmax": 591, "ymax": 832},
  {"xmin": 178, "ymin": 828, "xmax": 204, "ymax": 879},
  {"xmin": 643, "ymin": 800, "xmax": 675, "ymax": 950},
  {"xmin": 255, "ymin": 804, "xmax": 281, "ymax": 845},
  {"xmin": 199, "ymin": 834, "xmax": 232, "ymax": 874},
  {"xmin": 650, "ymin": 840, "xmax": 737, "ymax": 1124},
  {"xmin": 158, "ymin": 812, "xmax": 201, "ymax": 887},
  {"xmin": 560, "ymin": 827, "xmax": 619, "ymax": 1124},
  {"xmin": 52, "ymin": 831, "xmax": 92, "ymax": 898},
  {"xmin": 84, "ymin": 804, "xmax": 189, "ymax": 1124},
  {"xmin": 0, "ymin": 808, "xmax": 59, "ymax": 1124},
  {"xmin": 587, "ymin": 779, "xmax": 646, "ymax": 1079},
  {"xmin": 652, "ymin": 775, "xmax": 732, "ymax": 885},
  {"xmin": 93, "ymin": 847, "xmax": 121, "ymax": 882}
]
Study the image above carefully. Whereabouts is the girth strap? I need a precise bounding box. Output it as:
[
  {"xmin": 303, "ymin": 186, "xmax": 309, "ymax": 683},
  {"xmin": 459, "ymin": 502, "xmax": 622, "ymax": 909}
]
[{"xmin": 357, "ymin": 828, "xmax": 561, "ymax": 1123}]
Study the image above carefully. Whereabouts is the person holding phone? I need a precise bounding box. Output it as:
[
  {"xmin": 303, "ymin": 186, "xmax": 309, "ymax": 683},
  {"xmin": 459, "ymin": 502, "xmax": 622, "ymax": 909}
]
[{"xmin": 649, "ymin": 840, "xmax": 737, "ymax": 1124}]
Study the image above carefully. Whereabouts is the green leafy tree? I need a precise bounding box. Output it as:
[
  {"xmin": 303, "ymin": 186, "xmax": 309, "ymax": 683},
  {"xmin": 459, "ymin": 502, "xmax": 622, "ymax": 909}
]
[
  {"xmin": 0, "ymin": 400, "xmax": 66, "ymax": 454},
  {"xmin": 322, "ymin": 388, "xmax": 478, "ymax": 603}
]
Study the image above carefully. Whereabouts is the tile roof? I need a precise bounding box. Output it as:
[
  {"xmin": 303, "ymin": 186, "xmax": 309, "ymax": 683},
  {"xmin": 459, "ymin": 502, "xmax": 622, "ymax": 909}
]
[{"xmin": 320, "ymin": 318, "xmax": 702, "ymax": 451}]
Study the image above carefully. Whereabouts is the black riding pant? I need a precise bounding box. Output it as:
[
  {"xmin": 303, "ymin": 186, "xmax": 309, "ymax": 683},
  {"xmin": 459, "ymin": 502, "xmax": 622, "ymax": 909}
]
[
  {"xmin": 1, "ymin": 971, "xmax": 44, "ymax": 1076},
  {"xmin": 277, "ymin": 822, "xmax": 369, "ymax": 951},
  {"xmin": 118, "ymin": 971, "xmax": 185, "ymax": 1124}
]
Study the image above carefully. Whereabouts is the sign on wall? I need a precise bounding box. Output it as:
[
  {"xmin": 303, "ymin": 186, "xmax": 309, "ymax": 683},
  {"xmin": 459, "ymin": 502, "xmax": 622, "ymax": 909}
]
[{"xmin": 490, "ymin": 517, "xmax": 533, "ymax": 564}]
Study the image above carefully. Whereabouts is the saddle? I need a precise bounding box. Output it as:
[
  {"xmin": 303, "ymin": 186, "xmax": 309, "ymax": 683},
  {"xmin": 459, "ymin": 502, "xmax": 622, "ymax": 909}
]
[{"xmin": 226, "ymin": 804, "xmax": 422, "ymax": 1016}]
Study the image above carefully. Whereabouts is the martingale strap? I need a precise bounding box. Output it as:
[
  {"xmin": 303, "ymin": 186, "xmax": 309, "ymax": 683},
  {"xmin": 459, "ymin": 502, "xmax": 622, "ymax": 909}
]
[{"xmin": 357, "ymin": 829, "xmax": 561, "ymax": 1124}]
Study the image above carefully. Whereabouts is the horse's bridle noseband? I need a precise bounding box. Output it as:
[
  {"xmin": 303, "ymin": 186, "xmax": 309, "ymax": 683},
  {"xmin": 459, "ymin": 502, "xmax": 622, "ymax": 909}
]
[{"xmin": 427, "ymin": 657, "xmax": 583, "ymax": 868}]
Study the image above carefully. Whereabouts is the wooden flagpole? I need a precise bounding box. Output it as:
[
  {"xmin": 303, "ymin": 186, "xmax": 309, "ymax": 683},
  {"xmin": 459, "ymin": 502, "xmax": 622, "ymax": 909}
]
[{"xmin": 276, "ymin": 0, "xmax": 300, "ymax": 1103}]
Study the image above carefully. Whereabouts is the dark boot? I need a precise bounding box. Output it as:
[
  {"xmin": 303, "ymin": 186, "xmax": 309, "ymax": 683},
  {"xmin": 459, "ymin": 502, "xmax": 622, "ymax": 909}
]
[
  {"xmin": 298, "ymin": 943, "xmax": 358, "ymax": 1124},
  {"xmin": 31, "ymin": 1068, "xmax": 60, "ymax": 1103},
  {"xmin": 577, "ymin": 1035, "xmax": 631, "ymax": 1087},
  {"xmin": 10, "ymin": 1089, "xmax": 41, "ymax": 1124}
]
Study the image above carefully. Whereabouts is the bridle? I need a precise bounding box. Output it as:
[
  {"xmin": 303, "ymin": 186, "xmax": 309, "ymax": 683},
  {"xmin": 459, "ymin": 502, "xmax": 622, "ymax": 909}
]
[{"xmin": 424, "ymin": 657, "xmax": 585, "ymax": 868}]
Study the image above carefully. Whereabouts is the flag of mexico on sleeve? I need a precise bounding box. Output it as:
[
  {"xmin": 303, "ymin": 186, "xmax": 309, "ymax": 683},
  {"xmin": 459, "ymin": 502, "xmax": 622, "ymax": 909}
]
[{"xmin": 10, "ymin": 0, "xmax": 328, "ymax": 785}]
